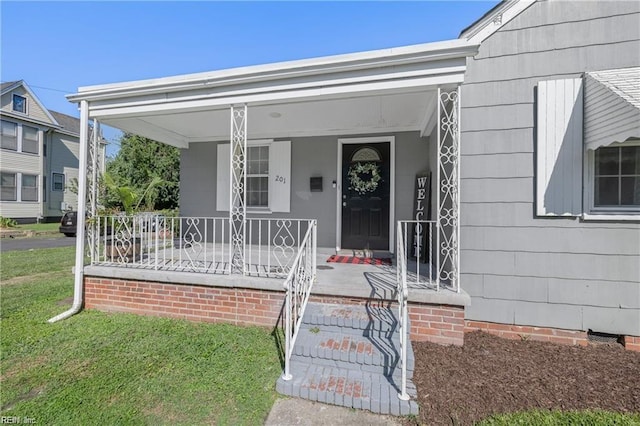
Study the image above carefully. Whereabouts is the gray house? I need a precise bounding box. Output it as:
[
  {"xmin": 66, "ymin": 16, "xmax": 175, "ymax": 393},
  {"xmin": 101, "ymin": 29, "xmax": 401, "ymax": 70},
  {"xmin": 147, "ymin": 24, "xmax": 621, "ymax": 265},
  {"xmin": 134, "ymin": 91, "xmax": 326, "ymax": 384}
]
[
  {"xmin": 459, "ymin": 0, "xmax": 639, "ymax": 346},
  {"xmin": 51, "ymin": 0, "xmax": 639, "ymax": 415}
]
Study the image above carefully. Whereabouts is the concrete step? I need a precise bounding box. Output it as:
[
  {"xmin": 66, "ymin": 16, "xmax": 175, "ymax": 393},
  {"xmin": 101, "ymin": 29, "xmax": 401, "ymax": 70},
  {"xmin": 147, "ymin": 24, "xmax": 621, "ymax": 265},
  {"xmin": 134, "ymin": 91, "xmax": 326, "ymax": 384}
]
[
  {"xmin": 292, "ymin": 327, "xmax": 415, "ymax": 375},
  {"xmin": 276, "ymin": 361, "xmax": 419, "ymax": 416},
  {"xmin": 302, "ymin": 302, "xmax": 401, "ymax": 335},
  {"xmin": 277, "ymin": 301, "xmax": 419, "ymax": 416}
]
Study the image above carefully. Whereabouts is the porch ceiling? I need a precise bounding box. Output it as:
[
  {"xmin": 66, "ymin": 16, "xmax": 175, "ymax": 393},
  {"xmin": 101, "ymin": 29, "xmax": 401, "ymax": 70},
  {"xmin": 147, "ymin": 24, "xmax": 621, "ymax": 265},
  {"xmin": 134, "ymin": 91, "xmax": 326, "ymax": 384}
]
[
  {"xmin": 68, "ymin": 39, "xmax": 478, "ymax": 148},
  {"xmin": 99, "ymin": 89, "xmax": 436, "ymax": 145}
]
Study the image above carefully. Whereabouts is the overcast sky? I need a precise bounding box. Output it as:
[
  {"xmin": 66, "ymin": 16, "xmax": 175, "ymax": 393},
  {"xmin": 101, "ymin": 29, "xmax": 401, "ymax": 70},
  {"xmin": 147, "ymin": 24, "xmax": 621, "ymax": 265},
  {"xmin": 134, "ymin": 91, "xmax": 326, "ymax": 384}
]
[{"xmin": 1, "ymin": 1, "xmax": 498, "ymax": 155}]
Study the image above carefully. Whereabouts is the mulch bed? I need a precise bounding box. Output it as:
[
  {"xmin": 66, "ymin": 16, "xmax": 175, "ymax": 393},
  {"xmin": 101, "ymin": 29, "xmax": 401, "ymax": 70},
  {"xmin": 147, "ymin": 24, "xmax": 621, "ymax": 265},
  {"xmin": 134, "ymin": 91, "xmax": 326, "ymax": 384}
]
[{"xmin": 409, "ymin": 331, "xmax": 640, "ymax": 425}]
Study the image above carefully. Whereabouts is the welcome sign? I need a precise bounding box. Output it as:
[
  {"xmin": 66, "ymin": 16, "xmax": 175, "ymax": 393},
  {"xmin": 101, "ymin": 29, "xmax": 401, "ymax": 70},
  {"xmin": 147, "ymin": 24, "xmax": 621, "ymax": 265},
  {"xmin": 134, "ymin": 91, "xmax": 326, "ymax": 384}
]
[{"xmin": 411, "ymin": 173, "xmax": 431, "ymax": 262}]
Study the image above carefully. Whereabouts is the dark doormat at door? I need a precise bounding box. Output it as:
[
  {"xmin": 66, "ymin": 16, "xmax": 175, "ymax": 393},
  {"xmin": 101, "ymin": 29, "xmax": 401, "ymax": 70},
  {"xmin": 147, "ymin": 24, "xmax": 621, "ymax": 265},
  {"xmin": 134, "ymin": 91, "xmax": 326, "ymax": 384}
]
[{"xmin": 326, "ymin": 255, "xmax": 392, "ymax": 265}]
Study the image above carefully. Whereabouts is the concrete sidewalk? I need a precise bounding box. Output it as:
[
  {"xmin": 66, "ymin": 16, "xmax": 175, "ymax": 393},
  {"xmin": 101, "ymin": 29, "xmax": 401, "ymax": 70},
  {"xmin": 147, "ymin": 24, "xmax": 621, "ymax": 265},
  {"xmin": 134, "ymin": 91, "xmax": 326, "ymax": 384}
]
[{"xmin": 264, "ymin": 398, "xmax": 401, "ymax": 426}]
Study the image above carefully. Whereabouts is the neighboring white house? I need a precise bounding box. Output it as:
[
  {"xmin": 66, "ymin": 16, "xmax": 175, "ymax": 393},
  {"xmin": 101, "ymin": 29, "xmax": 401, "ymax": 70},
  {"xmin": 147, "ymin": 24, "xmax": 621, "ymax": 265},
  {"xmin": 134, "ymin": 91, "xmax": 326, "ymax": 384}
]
[
  {"xmin": 59, "ymin": 0, "xmax": 639, "ymax": 358},
  {"xmin": 0, "ymin": 80, "xmax": 106, "ymax": 223}
]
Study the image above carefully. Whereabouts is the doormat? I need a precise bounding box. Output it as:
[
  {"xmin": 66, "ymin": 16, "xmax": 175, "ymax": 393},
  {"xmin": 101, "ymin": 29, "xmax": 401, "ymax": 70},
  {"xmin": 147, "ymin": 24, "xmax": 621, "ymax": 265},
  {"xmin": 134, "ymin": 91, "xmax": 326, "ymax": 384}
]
[{"xmin": 326, "ymin": 255, "xmax": 392, "ymax": 265}]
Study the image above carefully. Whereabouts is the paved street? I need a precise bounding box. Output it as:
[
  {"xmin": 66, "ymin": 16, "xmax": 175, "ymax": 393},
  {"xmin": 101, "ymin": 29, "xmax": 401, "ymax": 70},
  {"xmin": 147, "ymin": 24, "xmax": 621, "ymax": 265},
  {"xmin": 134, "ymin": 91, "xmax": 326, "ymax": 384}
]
[{"xmin": 0, "ymin": 235, "xmax": 76, "ymax": 252}]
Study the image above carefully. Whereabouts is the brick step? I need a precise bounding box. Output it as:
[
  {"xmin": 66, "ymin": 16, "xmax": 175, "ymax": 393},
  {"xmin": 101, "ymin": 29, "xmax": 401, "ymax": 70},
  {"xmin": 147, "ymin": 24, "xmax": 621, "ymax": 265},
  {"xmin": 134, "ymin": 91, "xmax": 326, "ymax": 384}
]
[
  {"xmin": 302, "ymin": 302, "xmax": 402, "ymax": 335},
  {"xmin": 293, "ymin": 328, "xmax": 415, "ymax": 375},
  {"xmin": 276, "ymin": 361, "xmax": 419, "ymax": 416}
]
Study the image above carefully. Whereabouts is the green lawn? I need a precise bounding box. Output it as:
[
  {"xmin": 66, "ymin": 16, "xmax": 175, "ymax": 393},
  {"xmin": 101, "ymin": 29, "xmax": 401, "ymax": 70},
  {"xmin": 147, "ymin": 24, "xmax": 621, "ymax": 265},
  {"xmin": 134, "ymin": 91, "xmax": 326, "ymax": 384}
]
[
  {"xmin": 14, "ymin": 222, "xmax": 61, "ymax": 232},
  {"xmin": 0, "ymin": 248, "xmax": 282, "ymax": 425},
  {"xmin": 478, "ymin": 409, "xmax": 640, "ymax": 425}
]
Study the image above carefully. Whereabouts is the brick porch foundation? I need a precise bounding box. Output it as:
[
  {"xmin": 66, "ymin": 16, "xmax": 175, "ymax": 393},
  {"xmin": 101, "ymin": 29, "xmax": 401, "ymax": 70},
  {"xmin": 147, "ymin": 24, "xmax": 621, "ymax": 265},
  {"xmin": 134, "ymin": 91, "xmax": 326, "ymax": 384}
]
[
  {"xmin": 84, "ymin": 276, "xmax": 638, "ymax": 352},
  {"xmin": 84, "ymin": 276, "xmax": 465, "ymax": 345}
]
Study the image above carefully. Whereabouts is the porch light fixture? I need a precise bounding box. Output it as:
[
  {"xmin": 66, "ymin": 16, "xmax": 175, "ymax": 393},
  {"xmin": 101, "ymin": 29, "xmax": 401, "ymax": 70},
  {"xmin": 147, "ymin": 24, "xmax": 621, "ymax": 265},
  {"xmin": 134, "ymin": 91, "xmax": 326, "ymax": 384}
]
[{"xmin": 269, "ymin": 112, "xmax": 282, "ymax": 118}]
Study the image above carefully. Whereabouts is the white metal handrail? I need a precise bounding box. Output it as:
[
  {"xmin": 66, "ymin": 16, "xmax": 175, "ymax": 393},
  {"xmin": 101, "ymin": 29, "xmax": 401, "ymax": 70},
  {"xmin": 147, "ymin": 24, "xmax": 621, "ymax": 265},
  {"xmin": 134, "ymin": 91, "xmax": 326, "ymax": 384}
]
[
  {"xmin": 396, "ymin": 221, "xmax": 410, "ymax": 401},
  {"xmin": 281, "ymin": 220, "xmax": 317, "ymax": 381},
  {"xmin": 397, "ymin": 220, "xmax": 438, "ymax": 289}
]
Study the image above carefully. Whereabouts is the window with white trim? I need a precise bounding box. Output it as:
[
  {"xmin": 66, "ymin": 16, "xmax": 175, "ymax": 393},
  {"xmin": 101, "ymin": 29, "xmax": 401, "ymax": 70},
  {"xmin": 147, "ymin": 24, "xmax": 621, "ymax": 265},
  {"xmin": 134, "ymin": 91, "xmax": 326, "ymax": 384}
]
[
  {"xmin": 216, "ymin": 140, "xmax": 291, "ymax": 213},
  {"xmin": 12, "ymin": 94, "xmax": 26, "ymax": 114},
  {"xmin": 1, "ymin": 172, "xmax": 17, "ymax": 201},
  {"xmin": 592, "ymin": 144, "xmax": 640, "ymax": 210},
  {"xmin": 246, "ymin": 145, "xmax": 269, "ymax": 207},
  {"xmin": 52, "ymin": 173, "xmax": 65, "ymax": 191},
  {"xmin": 22, "ymin": 125, "xmax": 39, "ymax": 154},
  {"xmin": 21, "ymin": 174, "xmax": 38, "ymax": 202},
  {"xmin": 1, "ymin": 120, "xmax": 18, "ymax": 151}
]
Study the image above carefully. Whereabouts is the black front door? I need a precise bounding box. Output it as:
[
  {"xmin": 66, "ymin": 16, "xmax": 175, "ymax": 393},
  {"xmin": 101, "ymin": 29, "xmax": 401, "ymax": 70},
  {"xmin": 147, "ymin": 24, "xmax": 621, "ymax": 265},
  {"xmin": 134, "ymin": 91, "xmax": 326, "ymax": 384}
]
[{"xmin": 341, "ymin": 142, "xmax": 390, "ymax": 250}]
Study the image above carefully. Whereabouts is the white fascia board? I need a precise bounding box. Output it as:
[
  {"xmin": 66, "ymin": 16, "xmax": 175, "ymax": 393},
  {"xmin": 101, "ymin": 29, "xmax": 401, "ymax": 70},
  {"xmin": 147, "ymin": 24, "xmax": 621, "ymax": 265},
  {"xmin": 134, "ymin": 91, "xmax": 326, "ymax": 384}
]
[
  {"xmin": 461, "ymin": 0, "xmax": 536, "ymax": 44},
  {"xmin": 87, "ymin": 63, "xmax": 467, "ymax": 114},
  {"xmin": 89, "ymin": 73, "xmax": 466, "ymax": 119},
  {"xmin": 68, "ymin": 39, "xmax": 478, "ymax": 103}
]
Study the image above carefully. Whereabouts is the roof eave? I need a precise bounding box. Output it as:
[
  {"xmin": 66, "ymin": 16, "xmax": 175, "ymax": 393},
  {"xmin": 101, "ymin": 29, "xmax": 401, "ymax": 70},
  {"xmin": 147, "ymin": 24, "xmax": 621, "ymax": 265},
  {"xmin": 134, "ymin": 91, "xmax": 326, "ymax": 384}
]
[{"xmin": 67, "ymin": 39, "xmax": 479, "ymax": 103}]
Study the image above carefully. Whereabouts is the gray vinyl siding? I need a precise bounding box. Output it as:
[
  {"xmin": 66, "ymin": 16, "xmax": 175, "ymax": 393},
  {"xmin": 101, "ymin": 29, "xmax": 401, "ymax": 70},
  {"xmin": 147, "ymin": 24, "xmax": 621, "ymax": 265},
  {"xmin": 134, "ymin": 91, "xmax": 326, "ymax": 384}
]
[
  {"xmin": 46, "ymin": 132, "xmax": 80, "ymax": 215},
  {"xmin": 180, "ymin": 131, "xmax": 430, "ymax": 248},
  {"xmin": 461, "ymin": 1, "xmax": 640, "ymax": 335}
]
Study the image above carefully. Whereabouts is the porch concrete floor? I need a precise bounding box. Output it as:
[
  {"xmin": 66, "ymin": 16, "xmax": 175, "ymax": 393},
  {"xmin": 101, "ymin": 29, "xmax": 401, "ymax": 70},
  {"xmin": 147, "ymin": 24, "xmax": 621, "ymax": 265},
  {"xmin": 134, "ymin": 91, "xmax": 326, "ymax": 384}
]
[{"xmin": 86, "ymin": 246, "xmax": 469, "ymax": 306}]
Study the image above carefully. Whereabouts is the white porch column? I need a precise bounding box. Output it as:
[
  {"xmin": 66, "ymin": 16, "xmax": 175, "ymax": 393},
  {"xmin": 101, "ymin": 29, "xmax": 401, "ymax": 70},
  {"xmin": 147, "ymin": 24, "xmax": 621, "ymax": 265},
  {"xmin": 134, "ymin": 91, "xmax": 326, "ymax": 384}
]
[
  {"xmin": 48, "ymin": 100, "xmax": 90, "ymax": 322},
  {"xmin": 436, "ymin": 86, "xmax": 461, "ymax": 292},
  {"xmin": 229, "ymin": 105, "xmax": 247, "ymax": 274}
]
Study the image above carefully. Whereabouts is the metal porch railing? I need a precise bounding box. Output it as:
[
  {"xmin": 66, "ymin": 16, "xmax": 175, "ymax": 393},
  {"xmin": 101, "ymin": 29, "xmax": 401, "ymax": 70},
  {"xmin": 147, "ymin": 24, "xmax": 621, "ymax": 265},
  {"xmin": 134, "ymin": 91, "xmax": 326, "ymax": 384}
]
[
  {"xmin": 281, "ymin": 220, "xmax": 317, "ymax": 381},
  {"xmin": 92, "ymin": 215, "xmax": 315, "ymax": 278},
  {"xmin": 396, "ymin": 219, "xmax": 437, "ymax": 401}
]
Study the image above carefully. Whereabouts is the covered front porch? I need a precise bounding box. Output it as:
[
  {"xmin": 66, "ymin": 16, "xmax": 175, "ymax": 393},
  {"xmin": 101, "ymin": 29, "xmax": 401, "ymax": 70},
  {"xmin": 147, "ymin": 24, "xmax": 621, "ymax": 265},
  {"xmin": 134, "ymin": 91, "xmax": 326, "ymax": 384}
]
[{"xmin": 55, "ymin": 38, "xmax": 477, "ymax": 413}]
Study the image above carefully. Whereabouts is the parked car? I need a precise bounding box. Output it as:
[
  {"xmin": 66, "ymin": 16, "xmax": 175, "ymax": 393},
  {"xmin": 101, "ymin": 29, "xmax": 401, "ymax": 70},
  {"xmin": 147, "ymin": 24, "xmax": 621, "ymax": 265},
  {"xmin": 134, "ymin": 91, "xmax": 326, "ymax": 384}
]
[
  {"xmin": 59, "ymin": 211, "xmax": 78, "ymax": 237},
  {"xmin": 59, "ymin": 211, "xmax": 113, "ymax": 237}
]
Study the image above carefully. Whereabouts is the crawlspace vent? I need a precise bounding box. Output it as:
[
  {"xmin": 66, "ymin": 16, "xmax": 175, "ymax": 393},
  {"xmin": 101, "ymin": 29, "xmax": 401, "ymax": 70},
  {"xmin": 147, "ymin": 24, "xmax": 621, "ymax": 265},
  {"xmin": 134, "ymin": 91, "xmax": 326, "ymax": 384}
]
[{"xmin": 587, "ymin": 329, "xmax": 623, "ymax": 345}]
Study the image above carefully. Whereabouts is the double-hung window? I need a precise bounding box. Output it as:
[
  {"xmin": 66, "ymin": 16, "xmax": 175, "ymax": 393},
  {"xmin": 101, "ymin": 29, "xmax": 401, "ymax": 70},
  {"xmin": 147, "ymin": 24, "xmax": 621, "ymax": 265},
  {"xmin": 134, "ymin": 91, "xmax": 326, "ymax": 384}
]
[
  {"xmin": 22, "ymin": 126, "xmax": 39, "ymax": 154},
  {"xmin": 216, "ymin": 140, "xmax": 291, "ymax": 213},
  {"xmin": 21, "ymin": 174, "xmax": 38, "ymax": 202},
  {"xmin": 246, "ymin": 145, "xmax": 269, "ymax": 208},
  {"xmin": 1, "ymin": 172, "xmax": 17, "ymax": 201},
  {"xmin": 53, "ymin": 173, "xmax": 65, "ymax": 191},
  {"xmin": 1, "ymin": 120, "xmax": 18, "ymax": 151}
]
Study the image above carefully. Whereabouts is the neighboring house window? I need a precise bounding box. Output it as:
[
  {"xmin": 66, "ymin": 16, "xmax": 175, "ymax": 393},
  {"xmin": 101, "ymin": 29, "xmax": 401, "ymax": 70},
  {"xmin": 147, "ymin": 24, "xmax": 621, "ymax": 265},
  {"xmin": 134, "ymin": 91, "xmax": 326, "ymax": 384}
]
[
  {"xmin": 21, "ymin": 174, "xmax": 38, "ymax": 202},
  {"xmin": 216, "ymin": 140, "xmax": 291, "ymax": 213},
  {"xmin": 53, "ymin": 173, "xmax": 65, "ymax": 191},
  {"xmin": 246, "ymin": 145, "xmax": 269, "ymax": 207},
  {"xmin": 594, "ymin": 145, "xmax": 640, "ymax": 208},
  {"xmin": 1, "ymin": 172, "xmax": 17, "ymax": 201},
  {"xmin": 43, "ymin": 176, "xmax": 47, "ymax": 202},
  {"xmin": 22, "ymin": 126, "xmax": 39, "ymax": 154},
  {"xmin": 12, "ymin": 94, "xmax": 26, "ymax": 114},
  {"xmin": 1, "ymin": 120, "xmax": 18, "ymax": 151}
]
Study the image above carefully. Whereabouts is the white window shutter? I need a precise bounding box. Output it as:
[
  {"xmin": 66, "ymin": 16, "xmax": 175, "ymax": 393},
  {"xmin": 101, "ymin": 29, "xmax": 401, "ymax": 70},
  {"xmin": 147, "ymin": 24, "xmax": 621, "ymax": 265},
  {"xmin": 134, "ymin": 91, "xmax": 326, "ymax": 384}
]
[
  {"xmin": 216, "ymin": 143, "xmax": 230, "ymax": 212},
  {"xmin": 269, "ymin": 140, "xmax": 291, "ymax": 213},
  {"xmin": 536, "ymin": 78, "xmax": 583, "ymax": 216}
]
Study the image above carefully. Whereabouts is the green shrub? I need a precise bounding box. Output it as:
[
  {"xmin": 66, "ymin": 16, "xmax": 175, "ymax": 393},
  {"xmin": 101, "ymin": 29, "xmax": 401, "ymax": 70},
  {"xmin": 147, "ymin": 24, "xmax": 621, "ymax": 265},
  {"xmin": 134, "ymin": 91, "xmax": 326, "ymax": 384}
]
[{"xmin": 0, "ymin": 216, "xmax": 18, "ymax": 228}]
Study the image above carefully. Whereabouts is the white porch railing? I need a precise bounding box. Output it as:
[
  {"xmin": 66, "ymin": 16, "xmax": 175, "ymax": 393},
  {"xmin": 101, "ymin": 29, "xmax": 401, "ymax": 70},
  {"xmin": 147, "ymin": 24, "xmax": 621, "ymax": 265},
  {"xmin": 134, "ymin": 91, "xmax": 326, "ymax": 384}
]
[
  {"xmin": 396, "ymin": 219, "xmax": 437, "ymax": 401},
  {"xmin": 281, "ymin": 220, "xmax": 317, "ymax": 381},
  {"xmin": 92, "ymin": 215, "xmax": 315, "ymax": 278},
  {"xmin": 397, "ymin": 220, "xmax": 438, "ymax": 289},
  {"xmin": 396, "ymin": 221, "xmax": 410, "ymax": 401}
]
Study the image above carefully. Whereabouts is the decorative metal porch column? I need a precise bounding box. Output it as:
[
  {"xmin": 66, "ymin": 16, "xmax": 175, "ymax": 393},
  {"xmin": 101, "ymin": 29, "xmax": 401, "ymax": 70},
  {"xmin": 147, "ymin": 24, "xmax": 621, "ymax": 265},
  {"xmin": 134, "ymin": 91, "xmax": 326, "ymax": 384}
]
[
  {"xmin": 86, "ymin": 119, "xmax": 100, "ymax": 263},
  {"xmin": 229, "ymin": 105, "xmax": 247, "ymax": 274},
  {"xmin": 436, "ymin": 86, "xmax": 461, "ymax": 292}
]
